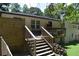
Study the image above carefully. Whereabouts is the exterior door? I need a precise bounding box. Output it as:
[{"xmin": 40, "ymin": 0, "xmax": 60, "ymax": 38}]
[{"xmin": 46, "ymin": 21, "xmax": 52, "ymax": 30}]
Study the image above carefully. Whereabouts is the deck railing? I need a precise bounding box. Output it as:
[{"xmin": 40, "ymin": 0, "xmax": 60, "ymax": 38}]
[
  {"xmin": 25, "ymin": 26, "xmax": 40, "ymax": 56},
  {"xmin": 25, "ymin": 26, "xmax": 55, "ymax": 55},
  {"xmin": 41, "ymin": 26, "xmax": 54, "ymax": 51},
  {"xmin": 0, "ymin": 36, "xmax": 13, "ymax": 56}
]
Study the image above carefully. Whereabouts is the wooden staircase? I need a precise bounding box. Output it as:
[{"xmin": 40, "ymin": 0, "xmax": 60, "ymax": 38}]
[
  {"xmin": 27, "ymin": 38, "xmax": 57, "ymax": 56},
  {"xmin": 25, "ymin": 26, "xmax": 62, "ymax": 56}
]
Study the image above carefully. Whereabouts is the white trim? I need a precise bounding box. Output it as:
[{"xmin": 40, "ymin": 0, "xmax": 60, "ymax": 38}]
[{"xmin": 0, "ymin": 36, "xmax": 13, "ymax": 56}]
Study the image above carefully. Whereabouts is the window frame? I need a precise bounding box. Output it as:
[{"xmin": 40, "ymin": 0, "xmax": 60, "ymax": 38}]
[
  {"xmin": 31, "ymin": 20, "xmax": 36, "ymax": 29},
  {"xmin": 31, "ymin": 20, "xmax": 40, "ymax": 29}
]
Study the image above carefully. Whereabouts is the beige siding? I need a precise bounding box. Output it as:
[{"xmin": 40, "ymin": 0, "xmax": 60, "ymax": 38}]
[
  {"xmin": 65, "ymin": 21, "xmax": 79, "ymax": 43},
  {"xmin": 0, "ymin": 39, "xmax": 1, "ymax": 56},
  {"xmin": 0, "ymin": 17, "xmax": 25, "ymax": 53},
  {"xmin": 52, "ymin": 21, "xmax": 61, "ymax": 28},
  {"xmin": 2, "ymin": 13, "xmax": 62, "ymax": 29}
]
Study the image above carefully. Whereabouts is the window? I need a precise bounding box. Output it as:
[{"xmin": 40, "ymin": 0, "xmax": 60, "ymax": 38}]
[
  {"xmin": 73, "ymin": 25, "xmax": 76, "ymax": 28},
  {"xmin": 78, "ymin": 25, "xmax": 79, "ymax": 29},
  {"xmin": 36, "ymin": 21, "xmax": 40, "ymax": 29},
  {"xmin": 72, "ymin": 33, "xmax": 73, "ymax": 38},
  {"xmin": 47, "ymin": 21, "xmax": 52, "ymax": 27},
  {"xmin": 48, "ymin": 21, "xmax": 52, "ymax": 26},
  {"xmin": 75, "ymin": 35, "xmax": 77, "ymax": 39},
  {"xmin": 31, "ymin": 20, "xmax": 35, "ymax": 29},
  {"xmin": 31, "ymin": 20, "xmax": 40, "ymax": 29}
]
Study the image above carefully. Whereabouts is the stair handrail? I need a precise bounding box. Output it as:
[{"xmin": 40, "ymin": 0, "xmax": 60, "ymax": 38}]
[
  {"xmin": 41, "ymin": 26, "xmax": 54, "ymax": 39},
  {"xmin": 43, "ymin": 36, "xmax": 53, "ymax": 49},
  {"xmin": 41, "ymin": 26, "xmax": 54, "ymax": 51},
  {"xmin": 0, "ymin": 36, "xmax": 13, "ymax": 56},
  {"xmin": 25, "ymin": 26, "xmax": 40, "ymax": 40},
  {"xmin": 25, "ymin": 25, "xmax": 39, "ymax": 56},
  {"xmin": 25, "ymin": 26, "xmax": 37, "ymax": 39}
]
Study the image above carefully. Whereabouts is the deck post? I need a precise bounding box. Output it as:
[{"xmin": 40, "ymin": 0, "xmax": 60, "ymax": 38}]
[{"xmin": 33, "ymin": 39, "xmax": 36, "ymax": 56}]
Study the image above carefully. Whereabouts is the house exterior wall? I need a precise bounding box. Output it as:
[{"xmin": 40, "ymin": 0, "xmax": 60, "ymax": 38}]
[
  {"xmin": 1, "ymin": 13, "xmax": 62, "ymax": 28},
  {"xmin": 0, "ymin": 39, "xmax": 1, "ymax": 56},
  {"xmin": 1, "ymin": 13, "xmax": 63, "ymax": 44},
  {"xmin": 65, "ymin": 21, "xmax": 79, "ymax": 43},
  {"xmin": 0, "ymin": 17, "xmax": 25, "ymax": 54}
]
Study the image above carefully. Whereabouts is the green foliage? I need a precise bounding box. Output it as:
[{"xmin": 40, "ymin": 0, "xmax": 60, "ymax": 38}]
[
  {"xmin": 22, "ymin": 4, "xmax": 29, "ymax": 14},
  {"xmin": 29, "ymin": 7, "xmax": 43, "ymax": 16},
  {"xmin": 44, "ymin": 3, "xmax": 79, "ymax": 22},
  {"xmin": 44, "ymin": 3, "xmax": 54, "ymax": 18},
  {"xmin": 10, "ymin": 3, "xmax": 21, "ymax": 12},
  {"xmin": 44, "ymin": 3, "xmax": 65, "ymax": 19},
  {"xmin": 64, "ymin": 3, "xmax": 79, "ymax": 22},
  {"xmin": 64, "ymin": 4, "xmax": 75, "ymax": 20},
  {"xmin": 0, "ymin": 3, "xmax": 10, "ymax": 11}
]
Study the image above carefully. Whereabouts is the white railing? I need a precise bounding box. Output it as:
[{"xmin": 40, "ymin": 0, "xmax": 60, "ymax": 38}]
[
  {"xmin": 41, "ymin": 26, "xmax": 54, "ymax": 51},
  {"xmin": 25, "ymin": 26, "xmax": 39, "ymax": 56},
  {"xmin": 41, "ymin": 26, "xmax": 54, "ymax": 39},
  {"xmin": 0, "ymin": 36, "xmax": 13, "ymax": 56}
]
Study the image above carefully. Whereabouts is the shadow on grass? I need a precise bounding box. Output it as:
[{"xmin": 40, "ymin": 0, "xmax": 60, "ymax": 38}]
[{"xmin": 63, "ymin": 40, "xmax": 79, "ymax": 49}]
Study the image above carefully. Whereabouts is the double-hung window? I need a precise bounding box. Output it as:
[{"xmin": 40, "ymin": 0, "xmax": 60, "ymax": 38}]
[
  {"xmin": 36, "ymin": 21, "xmax": 40, "ymax": 29},
  {"xmin": 31, "ymin": 20, "xmax": 40, "ymax": 29},
  {"xmin": 31, "ymin": 20, "xmax": 35, "ymax": 29}
]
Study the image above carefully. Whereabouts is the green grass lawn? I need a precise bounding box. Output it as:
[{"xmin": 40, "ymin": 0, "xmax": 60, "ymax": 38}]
[{"xmin": 64, "ymin": 41, "xmax": 79, "ymax": 56}]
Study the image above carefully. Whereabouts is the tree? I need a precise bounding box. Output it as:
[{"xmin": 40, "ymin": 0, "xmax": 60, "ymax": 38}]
[
  {"xmin": 72, "ymin": 3, "xmax": 79, "ymax": 21},
  {"xmin": 64, "ymin": 3, "xmax": 79, "ymax": 22},
  {"xmin": 22, "ymin": 4, "xmax": 29, "ymax": 14},
  {"xmin": 64, "ymin": 4, "xmax": 75, "ymax": 20},
  {"xmin": 44, "ymin": 3, "xmax": 55, "ymax": 18},
  {"xmin": 10, "ymin": 3, "xmax": 21, "ymax": 12},
  {"xmin": 0, "ymin": 3, "xmax": 10, "ymax": 11},
  {"xmin": 44, "ymin": 3, "xmax": 65, "ymax": 19},
  {"xmin": 29, "ymin": 7, "xmax": 43, "ymax": 16}
]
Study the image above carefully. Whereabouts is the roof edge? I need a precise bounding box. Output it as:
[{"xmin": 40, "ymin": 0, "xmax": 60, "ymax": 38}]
[{"xmin": 0, "ymin": 11, "xmax": 60, "ymax": 21}]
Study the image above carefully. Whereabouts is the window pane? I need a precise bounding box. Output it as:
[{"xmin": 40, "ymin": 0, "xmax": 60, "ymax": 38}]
[
  {"xmin": 31, "ymin": 20, "xmax": 35, "ymax": 29},
  {"xmin": 36, "ymin": 21, "xmax": 40, "ymax": 29},
  {"xmin": 36, "ymin": 21, "xmax": 40, "ymax": 25},
  {"xmin": 31, "ymin": 20, "xmax": 35, "ymax": 25},
  {"xmin": 36, "ymin": 25, "xmax": 40, "ymax": 29},
  {"xmin": 31, "ymin": 25, "xmax": 35, "ymax": 29}
]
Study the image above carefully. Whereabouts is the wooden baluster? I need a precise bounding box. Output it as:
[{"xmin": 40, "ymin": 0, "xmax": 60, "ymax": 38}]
[{"xmin": 33, "ymin": 39, "xmax": 36, "ymax": 56}]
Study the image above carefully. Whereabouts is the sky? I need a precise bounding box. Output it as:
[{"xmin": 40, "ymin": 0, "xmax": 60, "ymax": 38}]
[{"xmin": 19, "ymin": 3, "xmax": 50, "ymax": 12}]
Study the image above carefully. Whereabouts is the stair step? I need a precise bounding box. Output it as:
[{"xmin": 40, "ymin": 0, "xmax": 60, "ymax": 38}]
[
  {"xmin": 47, "ymin": 52, "xmax": 56, "ymax": 56},
  {"xmin": 39, "ymin": 52, "xmax": 53, "ymax": 56},
  {"xmin": 28, "ymin": 40, "xmax": 45, "ymax": 46},
  {"xmin": 55, "ymin": 54, "xmax": 60, "ymax": 56},
  {"xmin": 29, "ymin": 42, "xmax": 46, "ymax": 47},
  {"xmin": 36, "ymin": 42, "xmax": 46, "ymax": 46},
  {"xmin": 28, "ymin": 39, "xmax": 44, "ymax": 43},
  {"xmin": 36, "ymin": 50, "xmax": 52, "ymax": 56},
  {"xmin": 31, "ymin": 45, "xmax": 48, "ymax": 50},
  {"xmin": 36, "ymin": 45, "xmax": 48, "ymax": 50},
  {"xmin": 36, "ymin": 47, "xmax": 50, "ymax": 52},
  {"xmin": 36, "ymin": 48, "xmax": 51, "ymax": 54},
  {"xmin": 26, "ymin": 38, "xmax": 43, "ymax": 41},
  {"xmin": 36, "ymin": 40, "xmax": 45, "ymax": 43}
]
